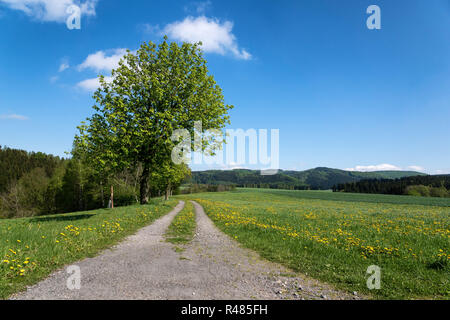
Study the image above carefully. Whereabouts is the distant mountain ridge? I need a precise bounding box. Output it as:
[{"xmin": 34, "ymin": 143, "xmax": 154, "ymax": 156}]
[{"xmin": 189, "ymin": 167, "xmax": 426, "ymax": 190}]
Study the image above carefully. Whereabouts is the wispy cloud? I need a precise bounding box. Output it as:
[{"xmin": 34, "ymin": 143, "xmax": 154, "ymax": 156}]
[
  {"xmin": 0, "ymin": 113, "xmax": 29, "ymax": 120},
  {"xmin": 58, "ymin": 62, "xmax": 69, "ymax": 72},
  {"xmin": 345, "ymin": 164, "xmax": 403, "ymax": 172},
  {"xmin": 146, "ymin": 15, "xmax": 251, "ymax": 60},
  {"xmin": 345, "ymin": 164, "xmax": 427, "ymax": 172},
  {"xmin": 184, "ymin": 1, "xmax": 212, "ymax": 15},
  {"xmin": 0, "ymin": 0, "xmax": 98, "ymax": 22},
  {"xmin": 217, "ymin": 162, "xmax": 249, "ymax": 171},
  {"xmin": 406, "ymin": 165, "xmax": 426, "ymax": 172}
]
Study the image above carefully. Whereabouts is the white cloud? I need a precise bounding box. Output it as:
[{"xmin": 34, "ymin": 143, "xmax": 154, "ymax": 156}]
[
  {"xmin": 345, "ymin": 164, "xmax": 402, "ymax": 172},
  {"xmin": 161, "ymin": 16, "xmax": 251, "ymax": 60},
  {"xmin": 76, "ymin": 76, "xmax": 112, "ymax": 92},
  {"xmin": 58, "ymin": 62, "xmax": 69, "ymax": 72},
  {"xmin": 78, "ymin": 48, "xmax": 128, "ymax": 72},
  {"xmin": 0, "ymin": 114, "xmax": 29, "ymax": 120},
  {"xmin": 345, "ymin": 164, "xmax": 428, "ymax": 172},
  {"xmin": 0, "ymin": 0, "xmax": 98, "ymax": 22},
  {"xmin": 76, "ymin": 48, "xmax": 127, "ymax": 91},
  {"xmin": 219, "ymin": 164, "xmax": 249, "ymax": 170},
  {"xmin": 406, "ymin": 165, "xmax": 426, "ymax": 172},
  {"xmin": 49, "ymin": 75, "xmax": 59, "ymax": 83}
]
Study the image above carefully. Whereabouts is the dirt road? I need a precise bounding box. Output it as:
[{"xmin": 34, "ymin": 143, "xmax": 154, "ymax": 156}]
[{"xmin": 11, "ymin": 200, "xmax": 358, "ymax": 300}]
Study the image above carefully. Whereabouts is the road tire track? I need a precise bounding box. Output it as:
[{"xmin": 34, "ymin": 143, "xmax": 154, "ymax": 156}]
[{"xmin": 182, "ymin": 201, "xmax": 360, "ymax": 300}]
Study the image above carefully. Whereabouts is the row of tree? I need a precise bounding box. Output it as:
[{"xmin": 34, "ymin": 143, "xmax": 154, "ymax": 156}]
[
  {"xmin": 0, "ymin": 147, "xmax": 190, "ymax": 218},
  {"xmin": 333, "ymin": 175, "xmax": 450, "ymax": 198},
  {"xmin": 180, "ymin": 184, "xmax": 236, "ymax": 194}
]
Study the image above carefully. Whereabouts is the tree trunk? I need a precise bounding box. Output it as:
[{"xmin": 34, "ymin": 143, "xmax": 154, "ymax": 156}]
[
  {"xmin": 133, "ymin": 165, "xmax": 142, "ymax": 204},
  {"xmin": 139, "ymin": 164, "xmax": 150, "ymax": 204},
  {"xmin": 165, "ymin": 183, "xmax": 171, "ymax": 201},
  {"xmin": 165, "ymin": 188, "xmax": 169, "ymax": 201},
  {"xmin": 110, "ymin": 185, "xmax": 114, "ymax": 209},
  {"xmin": 100, "ymin": 181, "xmax": 105, "ymax": 207}
]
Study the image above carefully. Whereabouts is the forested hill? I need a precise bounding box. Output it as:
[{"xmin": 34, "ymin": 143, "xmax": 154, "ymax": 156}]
[
  {"xmin": 0, "ymin": 146, "xmax": 64, "ymax": 193},
  {"xmin": 189, "ymin": 167, "xmax": 426, "ymax": 190}
]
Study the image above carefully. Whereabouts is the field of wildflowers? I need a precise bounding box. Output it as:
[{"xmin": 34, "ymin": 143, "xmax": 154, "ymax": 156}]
[
  {"xmin": 183, "ymin": 189, "xmax": 449, "ymax": 299},
  {"xmin": 0, "ymin": 199, "xmax": 177, "ymax": 299}
]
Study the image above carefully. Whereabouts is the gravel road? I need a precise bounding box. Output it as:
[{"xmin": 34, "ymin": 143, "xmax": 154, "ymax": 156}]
[{"xmin": 11, "ymin": 200, "xmax": 360, "ymax": 300}]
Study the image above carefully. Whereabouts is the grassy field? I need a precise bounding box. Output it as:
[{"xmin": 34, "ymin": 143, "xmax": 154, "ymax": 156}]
[
  {"xmin": 0, "ymin": 199, "xmax": 177, "ymax": 299},
  {"xmin": 181, "ymin": 189, "xmax": 450, "ymax": 299},
  {"xmin": 1, "ymin": 188, "xmax": 448, "ymax": 300},
  {"xmin": 257, "ymin": 189, "xmax": 450, "ymax": 207},
  {"xmin": 165, "ymin": 201, "xmax": 196, "ymax": 248}
]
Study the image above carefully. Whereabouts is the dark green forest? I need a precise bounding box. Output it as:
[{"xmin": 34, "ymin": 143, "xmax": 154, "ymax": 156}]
[
  {"xmin": 0, "ymin": 146, "xmax": 189, "ymax": 218},
  {"xmin": 334, "ymin": 175, "xmax": 450, "ymax": 197}
]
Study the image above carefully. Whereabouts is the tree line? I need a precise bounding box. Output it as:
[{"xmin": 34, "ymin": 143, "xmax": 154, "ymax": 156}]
[
  {"xmin": 0, "ymin": 146, "xmax": 190, "ymax": 219},
  {"xmin": 333, "ymin": 175, "xmax": 450, "ymax": 198}
]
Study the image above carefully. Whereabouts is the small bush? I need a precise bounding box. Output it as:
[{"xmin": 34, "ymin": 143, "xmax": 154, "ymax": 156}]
[
  {"xmin": 405, "ymin": 185, "xmax": 430, "ymax": 197},
  {"xmin": 180, "ymin": 184, "xmax": 236, "ymax": 194},
  {"xmin": 405, "ymin": 185, "xmax": 449, "ymax": 198},
  {"xmin": 429, "ymin": 187, "xmax": 449, "ymax": 198}
]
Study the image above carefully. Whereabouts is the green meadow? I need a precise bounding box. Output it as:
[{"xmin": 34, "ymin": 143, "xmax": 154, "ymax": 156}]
[
  {"xmin": 1, "ymin": 188, "xmax": 449, "ymax": 300},
  {"xmin": 0, "ymin": 199, "xmax": 177, "ymax": 299},
  {"xmin": 180, "ymin": 189, "xmax": 450, "ymax": 299}
]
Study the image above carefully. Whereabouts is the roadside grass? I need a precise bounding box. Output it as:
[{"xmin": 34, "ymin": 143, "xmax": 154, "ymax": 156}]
[
  {"xmin": 165, "ymin": 201, "xmax": 196, "ymax": 249},
  {"xmin": 0, "ymin": 199, "xmax": 177, "ymax": 299},
  {"xmin": 182, "ymin": 189, "xmax": 449, "ymax": 299}
]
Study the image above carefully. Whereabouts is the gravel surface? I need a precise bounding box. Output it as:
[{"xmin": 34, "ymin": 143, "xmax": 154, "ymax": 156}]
[{"xmin": 11, "ymin": 200, "xmax": 361, "ymax": 300}]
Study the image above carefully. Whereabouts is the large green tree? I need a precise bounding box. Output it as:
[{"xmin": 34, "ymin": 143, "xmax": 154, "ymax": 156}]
[{"xmin": 76, "ymin": 37, "xmax": 232, "ymax": 204}]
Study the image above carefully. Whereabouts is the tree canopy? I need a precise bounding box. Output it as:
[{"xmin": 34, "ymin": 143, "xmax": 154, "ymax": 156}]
[{"xmin": 75, "ymin": 37, "xmax": 233, "ymax": 203}]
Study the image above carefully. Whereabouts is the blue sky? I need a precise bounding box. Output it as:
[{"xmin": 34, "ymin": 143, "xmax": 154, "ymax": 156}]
[{"xmin": 0, "ymin": 0, "xmax": 449, "ymax": 174}]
